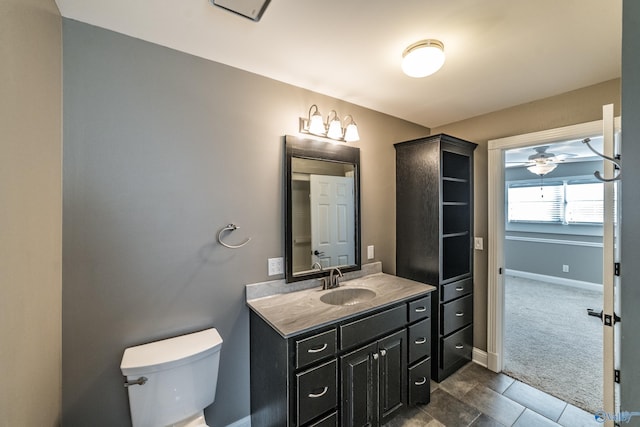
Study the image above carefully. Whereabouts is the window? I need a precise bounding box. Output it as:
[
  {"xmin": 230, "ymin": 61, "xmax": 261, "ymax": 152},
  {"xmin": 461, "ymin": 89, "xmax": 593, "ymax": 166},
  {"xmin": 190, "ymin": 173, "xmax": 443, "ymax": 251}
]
[
  {"xmin": 508, "ymin": 182, "xmax": 563, "ymax": 223},
  {"xmin": 507, "ymin": 178, "xmax": 603, "ymax": 224},
  {"xmin": 565, "ymin": 182, "xmax": 604, "ymax": 223}
]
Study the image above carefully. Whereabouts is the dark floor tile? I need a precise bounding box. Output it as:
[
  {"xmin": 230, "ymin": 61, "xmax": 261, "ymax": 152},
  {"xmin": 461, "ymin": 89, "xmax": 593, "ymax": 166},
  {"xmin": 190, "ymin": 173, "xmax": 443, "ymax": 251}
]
[
  {"xmin": 385, "ymin": 406, "xmax": 445, "ymax": 427},
  {"xmin": 439, "ymin": 362, "xmax": 515, "ymax": 397},
  {"xmin": 557, "ymin": 404, "xmax": 601, "ymax": 427},
  {"xmin": 513, "ymin": 409, "xmax": 562, "ymax": 427},
  {"xmin": 503, "ymin": 380, "xmax": 567, "ymax": 421},
  {"xmin": 463, "ymin": 384, "xmax": 526, "ymax": 426},
  {"xmin": 469, "ymin": 413, "xmax": 507, "ymax": 426},
  {"xmin": 423, "ymin": 388, "xmax": 481, "ymax": 427}
]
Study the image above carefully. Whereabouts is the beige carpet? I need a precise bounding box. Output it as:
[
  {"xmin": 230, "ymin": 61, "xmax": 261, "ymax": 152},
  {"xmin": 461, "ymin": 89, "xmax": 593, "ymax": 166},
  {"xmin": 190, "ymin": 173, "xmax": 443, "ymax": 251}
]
[{"xmin": 503, "ymin": 275, "xmax": 603, "ymax": 413}]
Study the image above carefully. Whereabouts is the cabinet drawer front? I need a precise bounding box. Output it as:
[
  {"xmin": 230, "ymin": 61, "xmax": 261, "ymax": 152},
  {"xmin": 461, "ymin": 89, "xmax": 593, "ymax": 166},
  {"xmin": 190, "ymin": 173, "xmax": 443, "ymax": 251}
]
[
  {"xmin": 408, "ymin": 318, "xmax": 431, "ymax": 364},
  {"xmin": 296, "ymin": 329, "xmax": 337, "ymax": 369},
  {"xmin": 296, "ymin": 359, "xmax": 338, "ymax": 426},
  {"xmin": 340, "ymin": 305, "xmax": 405, "ymax": 350},
  {"xmin": 441, "ymin": 294, "xmax": 473, "ymax": 336},
  {"xmin": 408, "ymin": 295, "xmax": 431, "ymax": 323},
  {"xmin": 308, "ymin": 411, "xmax": 337, "ymax": 427},
  {"xmin": 408, "ymin": 357, "xmax": 431, "ymax": 405},
  {"xmin": 441, "ymin": 277, "xmax": 473, "ymax": 302},
  {"xmin": 440, "ymin": 325, "xmax": 473, "ymax": 370}
]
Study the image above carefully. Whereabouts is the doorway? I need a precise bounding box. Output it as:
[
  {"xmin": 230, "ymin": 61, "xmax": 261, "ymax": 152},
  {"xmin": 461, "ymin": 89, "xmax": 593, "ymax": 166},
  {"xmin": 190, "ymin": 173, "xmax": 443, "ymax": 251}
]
[{"xmin": 486, "ymin": 114, "xmax": 621, "ymax": 417}]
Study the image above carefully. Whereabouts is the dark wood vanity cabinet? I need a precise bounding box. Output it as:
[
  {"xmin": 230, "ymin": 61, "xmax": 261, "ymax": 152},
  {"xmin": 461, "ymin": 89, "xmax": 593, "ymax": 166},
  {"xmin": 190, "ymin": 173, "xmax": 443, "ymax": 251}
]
[
  {"xmin": 249, "ymin": 293, "xmax": 432, "ymax": 427},
  {"xmin": 395, "ymin": 134, "xmax": 477, "ymax": 382}
]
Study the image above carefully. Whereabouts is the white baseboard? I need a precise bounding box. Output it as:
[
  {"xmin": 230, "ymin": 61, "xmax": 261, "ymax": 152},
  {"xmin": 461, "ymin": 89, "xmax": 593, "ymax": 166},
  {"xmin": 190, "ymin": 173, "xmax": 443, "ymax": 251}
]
[
  {"xmin": 226, "ymin": 416, "xmax": 251, "ymax": 427},
  {"xmin": 505, "ymin": 269, "xmax": 602, "ymax": 292},
  {"xmin": 472, "ymin": 347, "xmax": 488, "ymax": 368}
]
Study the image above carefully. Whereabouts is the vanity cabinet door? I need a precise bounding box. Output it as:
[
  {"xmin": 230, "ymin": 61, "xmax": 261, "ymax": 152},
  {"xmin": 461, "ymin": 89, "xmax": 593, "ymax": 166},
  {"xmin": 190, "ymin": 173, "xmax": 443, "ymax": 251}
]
[
  {"xmin": 378, "ymin": 330, "xmax": 407, "ymax": 425},
  {"xmin": 341, "ymin": 342, "xmax": 378, "ymax": 427}
]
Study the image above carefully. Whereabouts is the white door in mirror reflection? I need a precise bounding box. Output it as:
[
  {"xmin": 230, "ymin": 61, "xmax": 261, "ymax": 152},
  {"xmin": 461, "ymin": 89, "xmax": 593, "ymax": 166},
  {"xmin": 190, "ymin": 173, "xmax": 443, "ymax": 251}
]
[{"xmin": 310, "ymin": 175, "xmax": 355, "ymax": 269}]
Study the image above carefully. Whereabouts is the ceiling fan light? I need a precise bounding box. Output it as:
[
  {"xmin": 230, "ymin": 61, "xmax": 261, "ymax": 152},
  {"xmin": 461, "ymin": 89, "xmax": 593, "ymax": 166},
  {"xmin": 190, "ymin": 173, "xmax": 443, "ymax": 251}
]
[
  {"xmin": 402, "ymin": 39, "xmax": 445, "ymax": 78},
  {"xmin": 527, "ymin": 163, "xmax": 557, "ymax": 176}
]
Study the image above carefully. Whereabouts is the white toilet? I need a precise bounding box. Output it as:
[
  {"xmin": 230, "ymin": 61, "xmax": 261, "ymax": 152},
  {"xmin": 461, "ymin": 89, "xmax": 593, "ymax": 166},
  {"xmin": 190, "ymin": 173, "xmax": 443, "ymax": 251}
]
[{"xmin": 120, "ymin": 328, "xmax": 223, "ymax": 427}]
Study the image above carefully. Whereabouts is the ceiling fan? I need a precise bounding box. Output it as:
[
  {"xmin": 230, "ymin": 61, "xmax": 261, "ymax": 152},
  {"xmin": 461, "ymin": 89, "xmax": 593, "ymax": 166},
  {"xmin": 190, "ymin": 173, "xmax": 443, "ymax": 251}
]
[{"xmin": 509, "ymin": 146, "xmax": 576, "ymax": 176}]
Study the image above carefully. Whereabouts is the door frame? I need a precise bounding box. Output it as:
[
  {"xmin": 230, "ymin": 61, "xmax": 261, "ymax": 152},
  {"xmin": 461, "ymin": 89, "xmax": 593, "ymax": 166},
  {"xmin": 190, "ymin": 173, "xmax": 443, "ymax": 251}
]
[{"xmin": 486, "ymin": 117, "xmax": 621, "ymax": 373}]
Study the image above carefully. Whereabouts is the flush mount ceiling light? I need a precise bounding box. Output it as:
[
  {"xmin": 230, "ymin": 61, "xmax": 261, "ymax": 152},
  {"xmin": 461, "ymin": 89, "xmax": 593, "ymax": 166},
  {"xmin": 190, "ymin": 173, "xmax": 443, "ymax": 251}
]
[
  {"xmin": 299, "ymin": 105, "xmax": 360, "ymax": 143},
  {"xmin": 401, "ymin": 39, "xmax": 445, "ymax": 78}
]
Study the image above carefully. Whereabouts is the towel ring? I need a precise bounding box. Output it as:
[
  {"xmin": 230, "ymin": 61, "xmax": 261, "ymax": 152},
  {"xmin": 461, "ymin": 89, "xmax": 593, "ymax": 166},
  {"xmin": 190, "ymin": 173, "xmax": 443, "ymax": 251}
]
[{"xmin": 217, "ymin": 224, "xmax": 252, "ymax": 249}]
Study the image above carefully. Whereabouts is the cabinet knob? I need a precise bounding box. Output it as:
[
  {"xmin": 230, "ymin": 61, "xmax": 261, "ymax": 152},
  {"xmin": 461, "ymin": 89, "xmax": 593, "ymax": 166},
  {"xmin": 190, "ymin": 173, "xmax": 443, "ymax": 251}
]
[
  {"xmin": 380, "ymin": 349, "xmax": 387, "ymax": 357},
  {"xmin": 372, "ymin": 352, "xmax": 379, "ymax": 360}
]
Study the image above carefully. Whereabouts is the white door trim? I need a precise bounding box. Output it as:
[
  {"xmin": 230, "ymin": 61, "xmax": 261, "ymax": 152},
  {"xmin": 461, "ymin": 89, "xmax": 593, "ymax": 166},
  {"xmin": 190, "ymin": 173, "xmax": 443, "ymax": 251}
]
[{"xmin": 486, "ymin": 117, "xmax": 621, "ymax": 373}]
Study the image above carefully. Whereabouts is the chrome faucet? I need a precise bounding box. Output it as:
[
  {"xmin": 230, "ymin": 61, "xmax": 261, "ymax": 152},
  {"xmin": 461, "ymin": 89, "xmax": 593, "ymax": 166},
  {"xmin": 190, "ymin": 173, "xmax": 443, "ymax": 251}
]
[{"xmin": 328, "ymin": 267, "xmax": 343, "ymax": 289}]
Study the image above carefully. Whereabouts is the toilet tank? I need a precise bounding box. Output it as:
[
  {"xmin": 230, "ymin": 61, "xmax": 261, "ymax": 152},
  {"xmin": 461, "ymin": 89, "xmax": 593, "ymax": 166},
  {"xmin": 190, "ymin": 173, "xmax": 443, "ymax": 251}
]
[{"xmin": 120, "ymin": 328, "xmax": 223, "ymax": 427}]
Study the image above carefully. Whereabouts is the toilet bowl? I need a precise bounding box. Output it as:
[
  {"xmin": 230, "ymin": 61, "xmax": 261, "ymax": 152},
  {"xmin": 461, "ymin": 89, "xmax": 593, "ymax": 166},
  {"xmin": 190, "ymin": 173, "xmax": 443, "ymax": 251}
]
[{"xmin": 120, "ymin": 328, "xmax": 223, "ymax": 427}]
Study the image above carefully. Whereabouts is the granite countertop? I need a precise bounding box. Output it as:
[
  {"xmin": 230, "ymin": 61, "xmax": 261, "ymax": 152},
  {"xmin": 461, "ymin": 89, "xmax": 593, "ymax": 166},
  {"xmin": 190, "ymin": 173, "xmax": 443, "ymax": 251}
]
[{"xmin": 246, "ymin": 272, "xmax": 436, "ymax": 338}]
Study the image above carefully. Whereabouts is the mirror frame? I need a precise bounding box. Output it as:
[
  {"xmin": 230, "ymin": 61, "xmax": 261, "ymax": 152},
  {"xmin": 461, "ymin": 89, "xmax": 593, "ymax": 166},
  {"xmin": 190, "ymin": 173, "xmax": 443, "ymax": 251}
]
[{"xmin": 284, "ymin": 135, "xmax": 361, "ymax": 283}]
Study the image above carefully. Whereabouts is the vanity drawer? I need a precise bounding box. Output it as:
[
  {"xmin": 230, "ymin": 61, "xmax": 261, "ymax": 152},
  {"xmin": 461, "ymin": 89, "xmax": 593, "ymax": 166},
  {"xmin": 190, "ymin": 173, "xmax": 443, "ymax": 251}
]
[
  {"xmin": 296, "ymin": 359, "xmax": 338, "ymax": 426},
  {"xmin": 441, "ymin": 277, "xmax": 473, "ymax": 303},
  {"xmin": 408, "ymin": 357, "xmax": 431, "ymax": 405},
  {"xmin": 408, "ymin": 295, "xmax": 431, "ymax": 323},
  {"xmin": 296, "ymin": 329, "xmax": 337, "ymax": 369},
  {"xmin": 308, "ymin": 411, "xmax": 338, "ymax": 427},
  {"xmin": 440, "ymin": 324, "xmax": 473, "ymax": 370},
  {"xmin": 441, "ymin": 294, "xmax": 473, "ymax": 336},
  {"xmin": 340, "ymin": 305, "xmax": 405, "ymax": 350},
  {"xmin": 408, "ymin": 318, "xmax": 430, "ymax": 364}
]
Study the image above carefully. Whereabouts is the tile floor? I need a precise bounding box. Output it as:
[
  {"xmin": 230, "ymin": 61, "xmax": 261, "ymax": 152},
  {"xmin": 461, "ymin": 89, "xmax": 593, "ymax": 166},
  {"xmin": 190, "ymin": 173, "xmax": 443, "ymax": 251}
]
[{"xmin": 386, "ymin": 362, "xmax": 601, "ymax": 427}]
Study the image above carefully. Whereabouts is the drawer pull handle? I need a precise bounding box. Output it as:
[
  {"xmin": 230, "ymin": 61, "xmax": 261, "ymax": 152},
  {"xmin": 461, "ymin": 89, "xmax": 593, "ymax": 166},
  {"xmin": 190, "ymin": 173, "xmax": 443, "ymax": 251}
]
[
  {"xmin": 414, "ymin": 337, "xmax": 427, "ymax": 345},
  {"xmin": 415, "ymin": 307, "xmax": 427, "ymax": 313},
  {"xmin": 455, "ymin": 312, "xmax": 464, "ymax": 317},
  {"xmin": 414, "ymin": 377, "xmax": 427, "ymax": 386},
  {"xmin": 455, "ymin": 286, "xmax": 464, "ymax": 291},
  {"xmin": 307, "ymin": 343, "xmax": 328, "ymax": 353},
  {"xmin": 308, "ymin": 387, "xmax": 329, "ymax": 398},
  {"xmin": 455, "ymin": 344, "xmax": 464, "ymax": 349}
]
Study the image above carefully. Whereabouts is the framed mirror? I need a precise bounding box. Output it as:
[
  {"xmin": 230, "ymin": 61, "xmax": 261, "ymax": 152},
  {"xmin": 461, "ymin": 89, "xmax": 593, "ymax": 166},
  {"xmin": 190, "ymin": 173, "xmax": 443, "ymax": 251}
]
[{"xmin": 285, "ymin": 135, "xmax": 361, "ymax": 283}]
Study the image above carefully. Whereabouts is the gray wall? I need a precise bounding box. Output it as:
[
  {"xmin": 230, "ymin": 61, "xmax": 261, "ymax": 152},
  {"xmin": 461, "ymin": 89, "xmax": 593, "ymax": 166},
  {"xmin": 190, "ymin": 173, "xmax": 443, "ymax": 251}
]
[
  {"xmin": 61, "ymin": 20, "xmax": 429, "ymax": 426},
  {"xmin": 504, "ymin": 160, "xmax": 603, "ymax": 283},
  {"xmin": 621, "ymin": 0, "xmax": 640, "ymax": 420},
  {"xmin": 0, "ymin": 0, "xmax": 62, "ymax": 425},
  {"xmin": 431, "ymin": 79, "xmax": 621, "ymax": 351}
]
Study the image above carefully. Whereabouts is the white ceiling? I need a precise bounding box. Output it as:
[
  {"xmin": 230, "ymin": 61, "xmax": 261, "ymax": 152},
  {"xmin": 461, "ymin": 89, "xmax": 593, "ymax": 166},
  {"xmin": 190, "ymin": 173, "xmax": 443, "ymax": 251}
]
[{"xmin": 54, "ymin": 0, "xmax": 622, "ymax": 128}]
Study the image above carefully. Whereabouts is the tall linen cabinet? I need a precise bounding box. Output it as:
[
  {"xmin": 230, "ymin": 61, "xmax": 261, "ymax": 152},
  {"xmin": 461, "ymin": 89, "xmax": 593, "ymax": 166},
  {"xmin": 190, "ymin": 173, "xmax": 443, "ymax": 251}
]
[{"xmin": 395, "ymin": 134, "xmax": 477, "ymax": 382}]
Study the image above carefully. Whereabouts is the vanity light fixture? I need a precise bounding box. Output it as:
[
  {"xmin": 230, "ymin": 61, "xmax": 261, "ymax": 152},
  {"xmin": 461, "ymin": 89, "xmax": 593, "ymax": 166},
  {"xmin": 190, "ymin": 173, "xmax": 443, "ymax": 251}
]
[
  {"xmin": 401, "ymin": 39, "xmax": 445, "ymax": 78},
  {"xmin": 299, "ymin": 105, "xmax": 360, "ymax": 142},
  {"xmin": 343, "ymin": 115, "xmax": 360, "ymax": 142},
  {"xmin": 527, "ymin": 162, "xmax": 557, "ymax": 176}
]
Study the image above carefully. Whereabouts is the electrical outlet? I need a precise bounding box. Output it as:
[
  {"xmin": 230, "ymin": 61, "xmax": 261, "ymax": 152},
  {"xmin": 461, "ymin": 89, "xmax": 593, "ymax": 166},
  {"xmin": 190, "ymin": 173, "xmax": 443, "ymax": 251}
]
[
  {"xmin": 474, "ymin": 237, "xmax": 484, "ymax": 250},
  {"xmin": 268, "ymin": 257, "xmax": 284, "ymax": 276},
  {"xmin": 563, "ymin": 264, "xmax": 569, "ymax": 273},
  {"xmin": 367, "ymin": 245, "xmax": 375, "ymax": 260}
]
